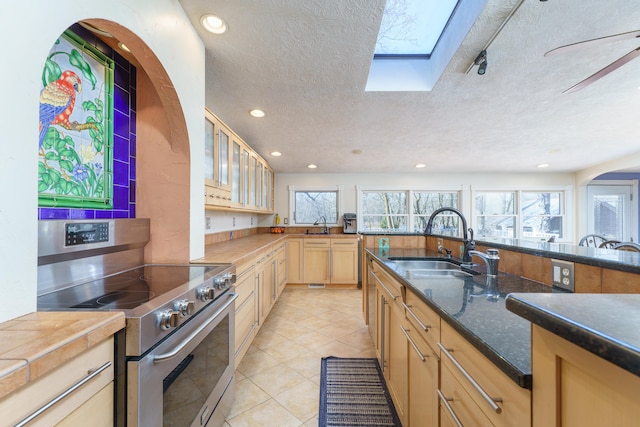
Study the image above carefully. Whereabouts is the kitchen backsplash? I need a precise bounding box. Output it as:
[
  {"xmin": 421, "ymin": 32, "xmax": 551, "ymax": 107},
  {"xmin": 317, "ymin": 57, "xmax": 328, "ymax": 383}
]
[{"xmin": 38, "ymin": 24, "xmax": 137, "ymax": 221}]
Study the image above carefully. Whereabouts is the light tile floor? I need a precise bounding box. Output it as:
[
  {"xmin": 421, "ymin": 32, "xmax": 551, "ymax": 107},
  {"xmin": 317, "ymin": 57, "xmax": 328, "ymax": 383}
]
[{"xmin": 224, "ymin": 287, "xmax": 376, "ymax": 427}]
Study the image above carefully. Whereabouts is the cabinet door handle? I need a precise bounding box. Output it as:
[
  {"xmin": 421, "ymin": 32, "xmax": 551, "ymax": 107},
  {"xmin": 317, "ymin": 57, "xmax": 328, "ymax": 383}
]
[
  {"xmin": 437, "ymin": 389, "xmax": 464, "ymax": 427},
  {"xmin": 371, "ymin": 270, "xmax": 399, "ymax": 300},
  {"xmin": 380, "ymin": 295, "xmax": 387, "ymax": 369},
  {"xmin": 402, "ymin": 302, "xmax": 430, "ymax": 331},
  {"xmin": 399, "ymin": 326, "xmax": 428, "ymax": 363},
  {"xmin": 15, "ymin": 361, "xmax": 112, "ymax": 427},
  {"xmin": 438, "ymin": 343, "xmax": 503, "ymax": 414}
]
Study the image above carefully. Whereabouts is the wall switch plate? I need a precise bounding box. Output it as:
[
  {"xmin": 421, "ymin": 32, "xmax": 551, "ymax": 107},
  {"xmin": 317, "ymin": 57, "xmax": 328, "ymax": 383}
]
[
  {"xmin": 284, "ymin": 218, "xmax": 289, "ymax": 224},
  {"xmin": 552, "ymin": 259, "xmax": 574, "ymax": 292}
]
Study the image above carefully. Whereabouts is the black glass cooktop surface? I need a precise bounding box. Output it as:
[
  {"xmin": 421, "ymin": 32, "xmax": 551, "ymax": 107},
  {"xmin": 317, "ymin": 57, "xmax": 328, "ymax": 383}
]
[{"xmin": 37, "ymin": 264, "xmax": 224, "ymax": 311}]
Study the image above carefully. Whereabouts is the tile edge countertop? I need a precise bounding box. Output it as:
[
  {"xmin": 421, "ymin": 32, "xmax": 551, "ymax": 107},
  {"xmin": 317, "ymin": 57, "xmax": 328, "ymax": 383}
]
[
  {"xmin": 506, "ymin": 293, "xmax": 640, "ymax": 377},
  {"xmin": 366, "ymin": 247, "xmax": 571, "ymax": 390},
  {"xmin": 0, "ymin": 311, "xmax": 125, "ymax": 399}
]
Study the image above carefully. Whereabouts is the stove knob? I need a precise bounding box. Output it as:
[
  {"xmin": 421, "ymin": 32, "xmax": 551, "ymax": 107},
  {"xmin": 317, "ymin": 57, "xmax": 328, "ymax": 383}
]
[
  {"xmin": 159, "ymin": 309, "xmax": 179, "ymax": 330},
  {"xmin": 224, "ymin": 272, "xmax": 235, "ymax": 286},
  {"xmin": 174, "ymin": 299, "xmax": 195, "ymax": 317},
  {"xmin": 214, "ymin": 277, "xmax": 225, "ymax": 290},
  {"xmin": 198, "ymin": 286, "xmax": 215, "ymax": 301}
]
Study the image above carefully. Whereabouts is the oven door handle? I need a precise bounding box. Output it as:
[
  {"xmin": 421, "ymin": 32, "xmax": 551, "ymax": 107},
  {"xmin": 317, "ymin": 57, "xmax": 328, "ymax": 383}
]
[{"xmin": 153, "ymin": 292, "xmax": 238, "ymax": 363}]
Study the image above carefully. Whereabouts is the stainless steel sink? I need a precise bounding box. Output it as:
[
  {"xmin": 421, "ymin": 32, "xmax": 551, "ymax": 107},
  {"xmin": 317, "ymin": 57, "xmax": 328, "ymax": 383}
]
[
  {"xmin": 404, "ymin": 269, "xmax": 472, "ymax": 279},
  {"xmin": 389, "ymin": 260, "xmax": 461, "ymax": 271}
]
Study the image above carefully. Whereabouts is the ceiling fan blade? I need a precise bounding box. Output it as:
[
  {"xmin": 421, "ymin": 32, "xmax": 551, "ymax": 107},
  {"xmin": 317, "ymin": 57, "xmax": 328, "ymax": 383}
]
[
  {"xmin": 545, "ymin": 29, "xmax": 640, "ymax": 57},
  {"xmin": 563, "ymin": 46, "xmax": 640, "ymax": 94}
]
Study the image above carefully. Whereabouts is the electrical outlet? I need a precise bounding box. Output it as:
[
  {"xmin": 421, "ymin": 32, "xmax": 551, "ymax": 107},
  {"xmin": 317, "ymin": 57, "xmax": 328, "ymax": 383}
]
[
  {"xmin": 552, "ymin": 259, "xmax": 574, "ymax": 292},
  {"xmin": 437, "ymin": 238, "xmax": 443, "ymax": 248},
  {"xmin": 205, "ymin": 217, "xmax": 211, "ymax": 230},
  {"xmin": 233, "ymin": 217, "xmax": 236, "ymax": 227},
  {"xmin": 284, "ymin": 218, "xmax": 289, "ymax": 225}
]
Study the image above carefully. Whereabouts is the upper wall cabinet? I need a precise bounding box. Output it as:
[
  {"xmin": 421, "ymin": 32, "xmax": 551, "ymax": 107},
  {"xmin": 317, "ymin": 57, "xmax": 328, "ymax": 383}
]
[{"xmin": 204, "ymin": 109, "xmax": 274, "ymax": 213}]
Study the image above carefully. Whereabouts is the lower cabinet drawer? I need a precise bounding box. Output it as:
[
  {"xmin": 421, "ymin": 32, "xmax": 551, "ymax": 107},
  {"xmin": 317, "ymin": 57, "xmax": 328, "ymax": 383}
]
[
  {"xmin": 439, "ymin": 322, "xmax": 531, "ymax": 427},
  {"xmin": 0, "ymin": 337, "xmax": 114, "ymax": 426},
  {"xmin": 235, "ymin": 291, "xmax": 257, "ymax": 359},
  {"xmin": 57, "ymin": 382, "xmax": 114, "ymax": 427},
  {"xmin": 440, "ymin": 361, "xmax": 494, "ymax": 427}
]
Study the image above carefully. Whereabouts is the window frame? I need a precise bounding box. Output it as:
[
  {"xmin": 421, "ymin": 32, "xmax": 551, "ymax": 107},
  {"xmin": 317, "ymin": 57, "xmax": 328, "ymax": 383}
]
[
  {"xmin": 357, "ymin": 186, "xmax": 465, "ymax": 234},
  {"xmin": 288, "ymin": 185, "xmax": 343, "ymax": 226},
  {"xmin": 471, "ymin": 185, "xmax": 573, "ymax": 242}
]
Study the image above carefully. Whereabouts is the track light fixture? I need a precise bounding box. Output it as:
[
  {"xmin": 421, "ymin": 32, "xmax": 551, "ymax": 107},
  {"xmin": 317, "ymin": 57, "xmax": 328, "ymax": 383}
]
[{"xmin": 474, "ymin": 50, "xmax": 487, "ymax": 75}]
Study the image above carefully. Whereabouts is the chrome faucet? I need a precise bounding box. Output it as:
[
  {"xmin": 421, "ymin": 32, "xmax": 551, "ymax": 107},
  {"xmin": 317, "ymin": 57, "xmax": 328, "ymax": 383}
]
[
  {"xmin": 313, "ymin": 216, "xmax": 328, "ymax": 234},
  {"xmin": 468, "ymin": 249, "xmax": 500, "ymax": 302},
  {"xmin": 469, "ymin": 249, "xmax": 500, "ymax": 277},
  {"xmin": 424, "ymin": 207, "xmax": 475, "ymax": 264},
  {"xmin": 438, "ymin": 245, "xmax": 452, "ymax": 259}
]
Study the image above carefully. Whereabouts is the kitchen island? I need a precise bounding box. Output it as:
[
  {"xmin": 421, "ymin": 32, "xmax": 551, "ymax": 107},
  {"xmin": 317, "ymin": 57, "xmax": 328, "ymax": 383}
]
[
  {"xmin": 366, "ymin": 247, "xmax": 566, "ymax": 388},
  {"xmin": 506, "ymin": 293, "xmax": 640, "ymax": 426}
]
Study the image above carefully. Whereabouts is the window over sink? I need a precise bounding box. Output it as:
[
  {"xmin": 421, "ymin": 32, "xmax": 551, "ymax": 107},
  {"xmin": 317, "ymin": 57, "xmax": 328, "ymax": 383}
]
[{"xmin": 289, "ymin": 185, "xmax": 342, "ymax": 225}]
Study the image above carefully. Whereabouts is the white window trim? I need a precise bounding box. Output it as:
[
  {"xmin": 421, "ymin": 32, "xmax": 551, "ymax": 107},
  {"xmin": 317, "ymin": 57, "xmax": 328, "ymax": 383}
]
[
  {"xmin": 586, "ymin": 179, "xmax": 638, "ymax": 242},
  {"xmin": 288, "ymin": 185, "xmax": 343, "ymax": 225},
  {"xmin": 357, "ymin": 185, "xmax": 465, "ymax": 233},
  {"xmin": 470, "ymin": 185, "xmax": 574, "ymax": 242}
]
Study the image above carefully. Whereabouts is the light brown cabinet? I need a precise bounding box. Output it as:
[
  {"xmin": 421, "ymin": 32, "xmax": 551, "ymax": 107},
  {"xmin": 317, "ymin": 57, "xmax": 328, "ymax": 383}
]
[
  {"xmin": 204, "ymin": 109, "xmax": 274, "ymax": 213},
  {"xmin": 300, "ymin": 237, "xmax": 359, "ymax": 285},
  {"xmin": 403, "ymin": 290, "xmax": 440, "ymax": 427},
  {"xmin": 303, "ymin": 238, "xmax": 331, "ymax": 284},
  {"xmin": 330, "ymin": 239, "xmax": 359, "ymax": 284},
  {"xmin": 439, "ymin": 321, "xmax": 531, "ymax": 427},
  {"xmin": 286, "ymin": 238, "xmax": 304, "ymax": 284},
  {"xmin": 367, "ymin": 257, "xmax": 531, "ymax": 427},
  {"xmin": 531, "ymin": 325, "xmax": 640, "ymax": 427},
  {"xmin": 0, "ymin": 337, "xmax": 115, "ymax": 426},
  {"xmin": 234, "ymin": 259, "xmax": 258, "ymax": 365}
]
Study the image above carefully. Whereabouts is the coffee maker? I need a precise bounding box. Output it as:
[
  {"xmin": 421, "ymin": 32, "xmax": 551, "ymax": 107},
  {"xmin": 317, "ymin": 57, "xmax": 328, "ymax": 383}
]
[{"xmin": 342, "ymin": 213, "xmax": 357, "ymax": 234}]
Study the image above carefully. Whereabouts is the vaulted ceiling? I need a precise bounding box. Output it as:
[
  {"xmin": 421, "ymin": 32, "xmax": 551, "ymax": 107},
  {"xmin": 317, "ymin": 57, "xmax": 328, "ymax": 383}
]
[{"xmin": 179, "ymin": 0, "xmax": 640, "ymax": 174}]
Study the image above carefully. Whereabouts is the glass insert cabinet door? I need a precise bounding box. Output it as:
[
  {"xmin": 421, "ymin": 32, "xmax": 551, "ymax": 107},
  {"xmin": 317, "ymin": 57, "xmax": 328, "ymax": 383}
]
[
  {"xmin": 204, "ymin": 110, "xmax": 232, "ymax": 192},
  {"xmin": 217, "ymin": 127, "xmax": 230, "ymax": 189},
  {"xmin": 204, "ymin": 118, "xmax": 215, "ymax": 182},
  {"xmin": 232, "ymin": 141, "xmax": 241, "ymax": 204}
]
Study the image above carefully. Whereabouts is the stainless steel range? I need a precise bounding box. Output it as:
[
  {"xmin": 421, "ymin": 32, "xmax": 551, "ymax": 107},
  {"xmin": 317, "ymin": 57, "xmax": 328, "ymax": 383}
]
[{"xmin": 37, "ymin": 219, "xmax": 237, "ymax": 427}]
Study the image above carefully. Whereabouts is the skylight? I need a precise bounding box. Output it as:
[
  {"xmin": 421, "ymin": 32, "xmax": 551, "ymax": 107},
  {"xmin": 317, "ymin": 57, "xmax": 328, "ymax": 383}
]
[
  {"xmin": 374, "ymin": 0, "xmax": 459, "ymax": 57},
  {"xmin": 366, "ymin": 0, "xmax": 486, "ymax": 92}
]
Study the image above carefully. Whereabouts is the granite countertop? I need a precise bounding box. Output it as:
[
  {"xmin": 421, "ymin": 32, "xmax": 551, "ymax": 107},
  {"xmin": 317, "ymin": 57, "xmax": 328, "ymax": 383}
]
[
  {"xmin": 506, "ymin": 293, "xmax": 640, "ymax": 376},
  {"xmin": 0, "ymin": 311, "xmax": 125, "ymax": 399},
  {"xmin": 367, "ymin": 247, "xmax": 568, "ymax": 389},
  {"xmin": 360, "ymin": 232, "xmax": 640, "ymax": 274}
]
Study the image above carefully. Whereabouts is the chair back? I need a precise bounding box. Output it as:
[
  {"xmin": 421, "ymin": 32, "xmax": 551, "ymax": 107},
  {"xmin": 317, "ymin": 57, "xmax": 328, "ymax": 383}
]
[
  {"xmin": 578, "ymin": 234, "xmax": 607, "ymax": 247},
  {"xmin": 599, "ymin": 240, "xmax": 621, "ymax": 249},
  {"xmin": 611, "ymin": 242, "xmax": 640, "ymax": 252}
]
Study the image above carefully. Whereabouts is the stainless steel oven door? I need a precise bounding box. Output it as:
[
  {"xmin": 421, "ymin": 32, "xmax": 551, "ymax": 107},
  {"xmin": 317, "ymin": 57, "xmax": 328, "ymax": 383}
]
[{"xmin": 128, "ymin": 292, "xmax": 238, "ymax": 427}]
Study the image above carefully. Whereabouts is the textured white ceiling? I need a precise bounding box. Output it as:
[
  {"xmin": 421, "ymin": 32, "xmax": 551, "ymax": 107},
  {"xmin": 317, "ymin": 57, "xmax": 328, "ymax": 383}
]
[{"xmin": 179, "ymin": 0, "xmax": 640, "ymax": 174}]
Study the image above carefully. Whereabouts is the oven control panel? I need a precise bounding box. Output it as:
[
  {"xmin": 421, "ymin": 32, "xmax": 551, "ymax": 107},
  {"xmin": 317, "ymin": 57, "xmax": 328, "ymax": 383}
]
[{"xmin": 65, "ymin": 222, "xmax": 109, "ymax": 246}]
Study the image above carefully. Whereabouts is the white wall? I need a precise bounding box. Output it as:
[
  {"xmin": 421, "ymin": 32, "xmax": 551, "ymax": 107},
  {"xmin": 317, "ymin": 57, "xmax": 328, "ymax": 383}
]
[
  {"xmin": 205, "ymin": 211, "xmax": 260, "ymax": 234},
  {"xmin": 0, "ymin": 0, "xmax": 205, "ymax": 322}
]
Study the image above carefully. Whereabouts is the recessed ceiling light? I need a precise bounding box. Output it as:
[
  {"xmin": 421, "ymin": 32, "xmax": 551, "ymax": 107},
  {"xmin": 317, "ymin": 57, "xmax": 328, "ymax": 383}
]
[
  {"xmin": 270, "ymin": 151, "xmax": 282, "ymax": 157},
  {"xmin": 415, "ymin": 163, "xmax": 426, "ymax": 168},
  {"xmin": 118, "ymin": 42, "xmax": 130, "ymax": 52},
  {"xmin": 201, "ymin": 14, "xmax": 227, "ymax": 34},
  {"xmin": 307, "ymin": 164, "xmax": 318, "ymax": 169},
  {"xmin": 249, "ymin": 109, "xmax": 265, "ymax": 118},
  {"xmin": 537, "ymin": 163, "xmax": 550, "ymax": 168}
]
